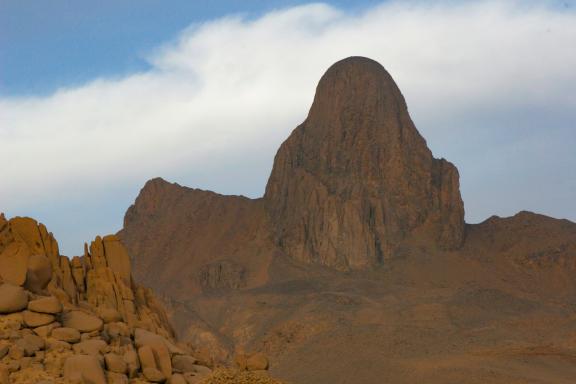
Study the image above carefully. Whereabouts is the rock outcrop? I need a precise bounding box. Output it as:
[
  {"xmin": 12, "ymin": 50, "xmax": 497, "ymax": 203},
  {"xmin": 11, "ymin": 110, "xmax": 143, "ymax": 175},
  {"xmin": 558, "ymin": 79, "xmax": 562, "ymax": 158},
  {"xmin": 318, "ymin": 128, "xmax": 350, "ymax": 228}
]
[
  {"xmin": 0, "ymin": 215, "xmax": 229, "ymax": 383},
  {"xmin": 119, "ymin": 56, "xmax": 576, "ymax": 384},
  {"xmin": 264, "ymin": 57, "xmax": 464, "ymax": 269},
  {"xmin": 0, "ymin": 215, "xmax": 171, "ymax": 337},
  {"xmin": 0, "ymin": 213, "xmax": 280, "ymax": 383}
]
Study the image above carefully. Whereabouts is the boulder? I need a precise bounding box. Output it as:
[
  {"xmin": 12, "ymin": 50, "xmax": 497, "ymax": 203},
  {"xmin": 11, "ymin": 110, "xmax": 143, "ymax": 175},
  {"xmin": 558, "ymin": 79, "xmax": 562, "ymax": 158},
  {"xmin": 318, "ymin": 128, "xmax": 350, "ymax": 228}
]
[
  {"xmin": 51, "ymin": 327, "xmax": 81, "ymax": 343},
  {"xmin": 32, "ymin": 322, "xmax": 60, "ymax": 338},
  {"xmin": 172, "ymin": 355, "xmax": 197, "ymax": 373},
  {"xmin": 123, "ymin": 349, "xmax": 140, "ymax": 378},
  {"xmin": 15, "ymin": 334, "xmax": 45, "ymax": 355},
  {"xmin": 0, "ymin": 366, "xmax": 8, "ymax": 384},
  {"xmin": 138, "ymin": 345, "xmax": 157, "ymax": 371},
  {"xmin": 0, "ymin": 242, "xmax": 29, "ymax": 286},
  {"xmin": 106, "ymin": 371, "xmax": 129, "ymax": 384},
  {"xmin": 192, "ymin": 365, "xmax": 212, "ymax": 376},
  {"xmin": 27, "ymin": 296, "xmax": 62, "ymax": 314},
  {"xmin": 0, "ymin": 283, "xmax": 28, "ymax": 313},
  {"xmin": 22, "ymin": 310, "xmax": 55, "ymax": 327},
  {"xmin": 106, "ymin": 321, "xmax": 131, "ymax": 338},
  {"xmin": 24, "ymin": 254, "xmax": 52, "ymax": 292},
  {"xmin": 46, "ymin": 339, "xmax": 71, "ymax": 352},
  {"xmin": 142, "ymin": 367, "xmax": 166, "ymax": 383},
  {"xmin": 234, "ymin": 353, "xmax": 247, "ymax": 370},
  {"xmin": 105, "ymin": 352, "xmax": 127, "ymax": 374},
  {"xmin": 168, "ymin": 373, "xmax": 187, "ymax": 384},
  {"xmin": 62, "ymin": 310, "xmax": 103, "ymax": 332},
  {"xmin": 73, "ymin": 339, "xmax": 108, "ymax": 356},
  {"xmin": 63, "ymin": 354, "xmax": 107, "ymax": 384},
  {"xmin": 134, "ymin": 328, "xmax": 172, "ymax": 377},
  {"xmin": 98, "ymin": 307, "xmax": 122, "ymax": 323},
  {"xmin": 246, "ymin": 352, "xmax": 269, "ymax": 371}
]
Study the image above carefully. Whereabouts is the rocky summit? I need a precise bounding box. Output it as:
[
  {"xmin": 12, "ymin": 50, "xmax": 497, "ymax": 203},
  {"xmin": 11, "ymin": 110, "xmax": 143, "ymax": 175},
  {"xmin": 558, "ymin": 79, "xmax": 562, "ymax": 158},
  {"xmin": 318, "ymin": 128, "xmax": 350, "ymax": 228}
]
[
  {"xmin": 119, "ymin": 57, "xmax": 576, "ymax": 384},
  {"xmin": 265, "ymin": 57, "xmax": 464, "ymax": 269}
]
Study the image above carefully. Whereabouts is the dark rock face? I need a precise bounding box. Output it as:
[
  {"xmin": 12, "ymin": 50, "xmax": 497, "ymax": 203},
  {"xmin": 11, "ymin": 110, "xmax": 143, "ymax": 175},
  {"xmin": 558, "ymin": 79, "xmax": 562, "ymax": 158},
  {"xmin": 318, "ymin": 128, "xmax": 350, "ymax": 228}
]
[
  {"xmin": 199, "ymin": 261, "xmax": 247, "ymax": 290},
  {"xmin": 264, "ymin": 57, "xmax": 464, "ymax": 269}
]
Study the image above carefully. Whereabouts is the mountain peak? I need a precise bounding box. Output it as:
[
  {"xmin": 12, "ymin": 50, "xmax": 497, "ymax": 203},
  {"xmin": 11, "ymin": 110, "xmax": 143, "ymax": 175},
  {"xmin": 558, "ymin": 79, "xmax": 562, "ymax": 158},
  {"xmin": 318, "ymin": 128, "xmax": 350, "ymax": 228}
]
[
  {"xmin": 264, "ymin": 56, "xmax": 465, "ymax": 269},
  {"xmin": 311, "ymin": 56, "xmax": 405, "ymax": 116}
]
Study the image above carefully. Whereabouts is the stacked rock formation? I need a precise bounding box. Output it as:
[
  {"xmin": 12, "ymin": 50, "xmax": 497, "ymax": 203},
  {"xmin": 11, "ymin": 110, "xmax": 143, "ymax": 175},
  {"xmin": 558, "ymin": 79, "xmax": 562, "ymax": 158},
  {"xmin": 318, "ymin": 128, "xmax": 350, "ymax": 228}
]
[
  {"xmin": 0, "ymin": 214, "xmax": 219, "ymax": 383},
  {"xmin": 0, "ymin": 214, "xmax": 171, "ymax": 337}
]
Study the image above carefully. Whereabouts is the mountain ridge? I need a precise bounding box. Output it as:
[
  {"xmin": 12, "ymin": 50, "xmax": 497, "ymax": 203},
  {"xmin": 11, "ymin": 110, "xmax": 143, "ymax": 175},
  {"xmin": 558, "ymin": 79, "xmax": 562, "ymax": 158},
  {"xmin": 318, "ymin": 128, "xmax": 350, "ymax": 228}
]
[{"xmin": 119, "ymin": 56, "xmax": 576, "ymax": 384}]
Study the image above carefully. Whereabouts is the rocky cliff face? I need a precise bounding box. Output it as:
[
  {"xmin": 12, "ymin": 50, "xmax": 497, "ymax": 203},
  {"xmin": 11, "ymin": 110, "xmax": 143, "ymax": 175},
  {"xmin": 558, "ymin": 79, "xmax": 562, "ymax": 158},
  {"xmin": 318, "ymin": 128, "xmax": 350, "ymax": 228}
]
[{"xmin": 264, "ymin": 57, "xmax": 465, "ymax": 269}]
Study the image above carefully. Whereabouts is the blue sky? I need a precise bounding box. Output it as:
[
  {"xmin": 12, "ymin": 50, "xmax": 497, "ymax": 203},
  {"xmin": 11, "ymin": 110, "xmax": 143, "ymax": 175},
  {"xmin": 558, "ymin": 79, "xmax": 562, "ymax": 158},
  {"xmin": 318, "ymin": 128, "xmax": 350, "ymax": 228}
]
[
  {"xmin": 1, "ymin": 1, "xmax": 575, "ymax": 256},
  {"xmin": 0, "ymin": 0, "xmax": 384, "ymax": 96}
]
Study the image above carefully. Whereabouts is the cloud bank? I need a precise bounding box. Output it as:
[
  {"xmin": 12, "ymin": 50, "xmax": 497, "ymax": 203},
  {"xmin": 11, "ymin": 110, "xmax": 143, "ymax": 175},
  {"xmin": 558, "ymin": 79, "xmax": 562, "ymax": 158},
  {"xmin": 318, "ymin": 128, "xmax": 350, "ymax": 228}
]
[{"xmin": 1, "ymin": 1, "xmax": 575, "ymax": 255}]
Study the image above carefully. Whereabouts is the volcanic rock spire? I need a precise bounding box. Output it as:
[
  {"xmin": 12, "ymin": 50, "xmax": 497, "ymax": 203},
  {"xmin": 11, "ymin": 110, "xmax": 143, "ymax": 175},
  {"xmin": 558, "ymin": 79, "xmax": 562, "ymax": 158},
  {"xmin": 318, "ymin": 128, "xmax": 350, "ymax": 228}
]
[{"xmin": 264, "ymin": 57, "xmax": 465, "ymax": 270}]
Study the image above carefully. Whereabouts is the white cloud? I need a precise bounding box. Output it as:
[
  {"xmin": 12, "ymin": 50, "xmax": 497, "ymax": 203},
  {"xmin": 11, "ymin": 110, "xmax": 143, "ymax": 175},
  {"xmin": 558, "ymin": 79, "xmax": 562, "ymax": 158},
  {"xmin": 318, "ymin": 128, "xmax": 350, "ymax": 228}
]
[{"xmin": 1, "ymin": 1, "xmax": 575, "ymax": 254}]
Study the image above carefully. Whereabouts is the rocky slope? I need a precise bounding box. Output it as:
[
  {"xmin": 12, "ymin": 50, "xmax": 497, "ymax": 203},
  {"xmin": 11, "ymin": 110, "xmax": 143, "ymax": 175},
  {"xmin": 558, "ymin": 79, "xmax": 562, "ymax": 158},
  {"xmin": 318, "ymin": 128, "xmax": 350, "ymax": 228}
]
[
  {"xmin": 119, "ymin": 57, "xmax": 576, "ymax": 384},
  {"xmin": 0, "ymin": 215, "xmax": 277, "ymax": 383}
]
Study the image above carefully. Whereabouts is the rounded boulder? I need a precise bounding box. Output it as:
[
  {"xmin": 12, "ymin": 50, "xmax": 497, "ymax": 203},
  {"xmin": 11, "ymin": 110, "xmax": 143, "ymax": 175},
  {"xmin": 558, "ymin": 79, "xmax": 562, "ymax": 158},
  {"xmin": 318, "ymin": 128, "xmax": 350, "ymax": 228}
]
[
  {"xmin": 62, "ymin": 310, "xmax": 103, "ymax": 332},
  {"xmin": 0, "ymin": 283, "xmax": 28, "ymax": 313}
]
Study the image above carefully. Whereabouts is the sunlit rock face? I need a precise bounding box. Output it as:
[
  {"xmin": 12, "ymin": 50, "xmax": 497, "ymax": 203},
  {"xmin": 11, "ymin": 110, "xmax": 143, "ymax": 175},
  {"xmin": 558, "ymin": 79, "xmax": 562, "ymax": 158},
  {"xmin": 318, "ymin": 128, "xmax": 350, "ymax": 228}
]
[{"xmin": 265, "ymin": 57, "xmax": 465, "ymax": 270}]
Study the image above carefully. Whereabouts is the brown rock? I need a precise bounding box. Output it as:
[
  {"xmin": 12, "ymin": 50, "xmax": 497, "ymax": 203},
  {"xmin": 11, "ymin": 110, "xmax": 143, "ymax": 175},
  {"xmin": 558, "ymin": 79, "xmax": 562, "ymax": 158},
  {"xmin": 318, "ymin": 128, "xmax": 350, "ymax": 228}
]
[
  {"xmin": 46, "ymin": 338, "xmax": 71, "ymax": 352},
  {"xmin": 234, "ymin": 353, "xmax": 247, "ymax": 371},
  {"xmin": 143, "ymin": 367, "xmax": 166, "ymax": 382},
  {"xmin": 265, "ymin": 57, "xmax": 464, "ymax": 270},
  {"xmin": 246, "ymin": 352, "xmax": 269, "ymax": 371},
  {"xmin": 105, "ymin": 352, "xmax": 127, "ymax": 374},
  {"xmin": 24, "ymin": 254, "xmax": 52, "ymax": 292},
  {"xmin": 168, "ymin": 373, "xmax": 187, "ymax": 384},
  {"xmin": 9, "ymin": 344, "xmax": 25, "ymax": 359},
  {"xmin": 0, "ymin": 342, "xmax": 9, "ymax": 359},
  {"xmin": 27, "ymin": 296, "xmax": 62, "ymax": 314},
  {"xmin": 0, "ymin": 366, "xmax": 8, "ymax": 384},
  {"xmin": 22, "ymin": 310, "xmax": 55, "ymax": 327},
  {"xmin": 134, "ymin": 328, "xmax": 172, "ymax": 377},
  {"xmin": 172, "ymin": 355, "xmax": 198, "ymax": 373},
  {"xmin": 123, "ymin": 349, "xmax": 140, "ymax": 378},
  {"xmin": 32, "ymin": 322, "xmax": 60, "ymax": 338},
  {"xmin": 102, "ymin": 235, "xmax": 132, "ymax": 283},
  {"xmin": 70, "ymin": 256, "xmax": 86, "ymax": 293},
  {"xmin": 58, "ymin": 256, "xmax": 77, "ymax": 301},
  {"xmin": 0, "ymin": 283, "xmax": 28, "ymax": 313},
  {"xmin": 98, "ymin": 307, "xmax": 122, "ymax": 323},
  {"xmin": 106, "ymin": 321, "xmax": 130, "ymax": 339},
  {"xmin": 51, "ymin": 327, "xmax": 81, "ymax": 343},
  {"xmin": 62, "ymin": 310, "xmax": 103, "ymax": 332},
  {"xmin": 106, "ymin": 371, "xmax": 129, "ymax": 384},
  {"xmin": 138, "ymin": 345, "xmax": 157, "ymax": 370},
  {"xmin": 72, "ymin": 339, "xmax": 107, "ymax": 356},
  {"xmin": 15, "ymin": 334, "xmax": 45, "ymax": 355},
  {"xmin": 0, "ymin": 242, "xmax": 29, "ymax": 286},
  {"xmin": 63, "ymin": 354, "xmax": 106, "ymax": 384}
]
